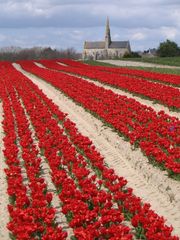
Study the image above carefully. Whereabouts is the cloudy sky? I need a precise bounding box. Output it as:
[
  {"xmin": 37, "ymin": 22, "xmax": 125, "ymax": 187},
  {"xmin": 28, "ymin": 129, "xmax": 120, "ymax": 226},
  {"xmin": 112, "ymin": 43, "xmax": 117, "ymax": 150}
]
[{"xmin": 0, "ymin": 0, "xmax": 180, "ymax": 52}]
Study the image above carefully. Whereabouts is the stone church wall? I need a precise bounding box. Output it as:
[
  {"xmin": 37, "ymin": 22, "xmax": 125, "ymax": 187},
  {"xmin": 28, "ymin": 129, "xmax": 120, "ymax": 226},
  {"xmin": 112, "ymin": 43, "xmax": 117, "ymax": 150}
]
[
  {"xmin": 107, "ymin": 48, "xmax": 129, "ymax": 58},
  {"xmin": 83, "ymin": 49, "xmax": 107, "ymax": 60},
  {"xmin": 83, "ymin": 48, "xmax": 130, "ymax": 60}
]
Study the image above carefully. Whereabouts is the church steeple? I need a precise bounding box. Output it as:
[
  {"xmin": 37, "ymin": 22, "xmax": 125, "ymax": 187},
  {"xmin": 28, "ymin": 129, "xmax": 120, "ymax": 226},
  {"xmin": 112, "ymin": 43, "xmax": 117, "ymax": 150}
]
[{"xmin": 105, "ymin": 17, "xmax": 111, "ymax": 49}]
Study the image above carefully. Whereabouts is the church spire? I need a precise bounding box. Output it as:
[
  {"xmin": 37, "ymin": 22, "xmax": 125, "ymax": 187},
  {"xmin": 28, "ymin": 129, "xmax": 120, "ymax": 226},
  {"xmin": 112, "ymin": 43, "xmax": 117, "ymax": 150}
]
[{"xmin": 105, "ymin": 16, "xmax": 111, "ymax": 48}]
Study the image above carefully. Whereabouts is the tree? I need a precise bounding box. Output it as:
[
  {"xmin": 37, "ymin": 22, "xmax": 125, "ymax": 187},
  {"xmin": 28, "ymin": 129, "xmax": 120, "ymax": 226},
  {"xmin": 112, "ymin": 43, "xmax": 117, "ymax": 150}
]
[
  {"xmin": 157, "ymin": 39, "xmax": 180, "ymax": 57},
  {"xmin": 123, "ymin": 51, "xmax": 141, "ymax": 58},
  {"xmin": 0, "ymin": 46, "xmax": 81, "ymax": 61}
]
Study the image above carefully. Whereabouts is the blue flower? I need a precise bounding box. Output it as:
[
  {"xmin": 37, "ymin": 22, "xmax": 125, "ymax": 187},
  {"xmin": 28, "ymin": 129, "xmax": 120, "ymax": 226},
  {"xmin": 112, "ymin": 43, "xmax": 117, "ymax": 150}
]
[{"xmin": 169, "ymin": 126, "xmax": 175, "ymax": 132}]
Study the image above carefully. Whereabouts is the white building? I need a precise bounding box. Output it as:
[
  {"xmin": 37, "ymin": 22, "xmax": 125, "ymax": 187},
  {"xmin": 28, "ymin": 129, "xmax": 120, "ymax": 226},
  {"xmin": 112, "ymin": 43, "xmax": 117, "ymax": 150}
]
[{"xmin": 83, "ymin": 17, "xmax": 131, "ymax": 60}]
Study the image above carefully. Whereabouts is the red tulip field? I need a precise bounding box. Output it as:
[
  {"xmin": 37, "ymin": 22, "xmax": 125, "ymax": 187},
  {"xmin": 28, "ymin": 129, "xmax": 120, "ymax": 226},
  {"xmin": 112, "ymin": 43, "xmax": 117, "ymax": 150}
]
[{"xmin": 0, "ymin": 60, "xmax": 179, "ymax": 239}]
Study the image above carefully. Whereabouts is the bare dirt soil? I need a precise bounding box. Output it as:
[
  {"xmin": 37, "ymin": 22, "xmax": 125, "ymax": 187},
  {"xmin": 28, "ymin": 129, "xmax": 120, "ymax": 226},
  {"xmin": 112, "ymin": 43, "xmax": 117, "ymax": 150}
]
[
  {"xmin": 13, "ymin": 63, "xmax": 180, "ymax": 237},
  {"xmin": 99, "ymin": 60, "xmax": 180, "ymax": 69}
]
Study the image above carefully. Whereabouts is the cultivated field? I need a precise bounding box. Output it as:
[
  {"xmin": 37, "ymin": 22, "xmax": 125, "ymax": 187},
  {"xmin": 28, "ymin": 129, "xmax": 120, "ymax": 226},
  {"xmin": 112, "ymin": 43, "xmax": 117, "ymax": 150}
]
[
  {"xmin": 0, "ymin": 59, "xmax": 179, "ymax": 240},
  {"xmin": 106, "ymin": 56, "xmax": 180, "ymax": 67}
]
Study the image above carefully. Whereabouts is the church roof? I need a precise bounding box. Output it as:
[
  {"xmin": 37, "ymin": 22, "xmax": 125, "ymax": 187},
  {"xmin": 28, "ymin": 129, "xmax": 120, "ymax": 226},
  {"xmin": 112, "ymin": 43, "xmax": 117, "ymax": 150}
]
[
  {"xmin": 84, "ymin": 41, "xmax": 105, "ymax": 49},
  {"xmin": 109, "ymin": 41, "xmax": 129, "ymax": 49},
  {"xmin": 84, "ymin": 41, "xmax": 129, "ymax": 49}
]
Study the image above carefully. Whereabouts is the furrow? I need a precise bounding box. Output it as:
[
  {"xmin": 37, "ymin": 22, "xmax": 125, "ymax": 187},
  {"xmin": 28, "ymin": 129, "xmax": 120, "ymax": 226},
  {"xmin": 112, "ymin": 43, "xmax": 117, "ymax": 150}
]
[
  {"xmin": 55, "ymin": 63, "xmax": 180, "ymax": 119},
  {"xmin": 18, "ymin": 96, "xmax": 74, "ymax": 239},
  {"xmin": 14, "ymin": 63, "xmax": 180, "ymax": 237},
  {"xmin": 0, "ymin": 103, "xmax": 10, "ymax": 240}
]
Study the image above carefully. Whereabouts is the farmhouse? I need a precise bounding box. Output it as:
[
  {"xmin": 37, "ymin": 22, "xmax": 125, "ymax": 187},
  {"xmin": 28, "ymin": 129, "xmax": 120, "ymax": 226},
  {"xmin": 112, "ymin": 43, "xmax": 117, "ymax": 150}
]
[{"xmin": 83, "ymin": 17, "xmax": 131, "ymax": 60}]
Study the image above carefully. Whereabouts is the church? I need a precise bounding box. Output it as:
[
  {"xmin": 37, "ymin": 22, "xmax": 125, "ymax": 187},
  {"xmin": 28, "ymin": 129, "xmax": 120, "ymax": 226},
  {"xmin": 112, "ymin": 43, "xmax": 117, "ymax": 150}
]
[{"xmin": 83, "ymin": 18, "xmax": 131, "ymax": 60}]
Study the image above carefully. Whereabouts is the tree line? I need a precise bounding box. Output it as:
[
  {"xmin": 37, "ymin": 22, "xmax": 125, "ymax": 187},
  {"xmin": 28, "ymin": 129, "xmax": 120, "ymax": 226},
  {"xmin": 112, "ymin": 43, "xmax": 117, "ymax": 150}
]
[
  {"xmin": 0, "ymin": 47, "xmax": 81, "ymax": 61},
  {"xmin": 157, "ymin": 39, "xmax": 180, "ymax": 57},
  {"xmin": 0, "ymin": 39, "xmax": 179, "ymax": 61}
]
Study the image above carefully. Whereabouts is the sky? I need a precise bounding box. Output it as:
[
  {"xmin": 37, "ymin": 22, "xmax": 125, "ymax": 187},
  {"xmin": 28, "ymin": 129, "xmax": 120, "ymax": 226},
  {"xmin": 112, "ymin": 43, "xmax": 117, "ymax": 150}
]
[{"xmin": 0, "ymin": 0, "xmax": 180, "ymax": 52}]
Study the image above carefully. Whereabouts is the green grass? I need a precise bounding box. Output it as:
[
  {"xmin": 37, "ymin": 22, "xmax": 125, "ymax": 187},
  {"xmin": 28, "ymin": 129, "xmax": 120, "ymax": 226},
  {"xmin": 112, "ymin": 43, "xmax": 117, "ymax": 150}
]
[
  {"xmin": 83, "ymin": 60, "xmax": 180, "ymax": 76},
  {"xmin": 114, "ymin": 56, "xmax": 180, "ymax": 67},
  {"xmin": 130, "ymin": 66, "xmax": 180, "ymax": 75},
  {"xmin": 84, "ymin": 60, "xmax": 118, "ymax": 67}
]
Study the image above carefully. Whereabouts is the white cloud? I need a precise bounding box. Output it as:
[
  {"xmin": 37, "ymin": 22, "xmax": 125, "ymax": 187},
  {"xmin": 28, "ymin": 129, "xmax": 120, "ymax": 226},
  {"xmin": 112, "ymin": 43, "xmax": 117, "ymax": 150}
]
[
  {"xmin": 70, "ymin": 30, "xmax": 83, "ymax": 40},
  {"xmin": 160, "ymin": 27, "xmax": 178, "ymax": 40},
  {"xmin": 131, "ymin": 32, "xmax": 146, "ymax": 40},
  {"xmin": 1, "ymin": 0, "xmax": 52, "ymax": 17},
  {"xmin": 112, "ymin": 34, "xmax": 120, "ymax": 40},
  {"xmin": 0, "ymin": 0, "xmax": 180, "ymax": 51},
  {"xmin": 170, "ymin": 9, "xmax": 180, "ymax": 28},
  {"xmin": 0, "ymin": 34, "xmax": 7, "ymax": 42}
]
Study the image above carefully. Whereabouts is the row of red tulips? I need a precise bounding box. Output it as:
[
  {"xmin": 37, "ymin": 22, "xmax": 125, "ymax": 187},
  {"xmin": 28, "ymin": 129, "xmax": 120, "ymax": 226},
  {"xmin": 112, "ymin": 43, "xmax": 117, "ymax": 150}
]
[
  {"xmin": 7, "ymin": 61, "xmax": 180, "ymax": 239},
  {"xmin": 1, "ymin": 62, "xmax": 134, "ymax": 239},
  {"xmin": 0, "ymin": 61, "xmax": 179, "ymax": 239},
  {"xmin": 37, "ymin": 59, "xmax": 180, "ymax": 111},
  {"xmin": 59, "ymin": 59, "xmax": 180, "ymax": 87},
  {"xmin": 19, "ymin": 61, "xmax": 180, "ymax": 177},
  {"xmin": 14, "ymin": 65, "xmax": 133, "ymax": 240},
  {"xmin": 0, "ymin": 62, "xmax": 67, "ymax": 240}
]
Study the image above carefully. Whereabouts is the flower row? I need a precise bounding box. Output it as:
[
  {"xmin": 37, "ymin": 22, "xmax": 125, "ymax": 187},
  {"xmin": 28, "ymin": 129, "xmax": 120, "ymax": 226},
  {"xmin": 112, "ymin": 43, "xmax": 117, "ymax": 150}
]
[
  {"xmin": 17, "ymin": 71, "xmax": 133, "ymax": 239},
  {"xmin": 19, "ymin": 61, "xmax": 180, "ymax": 177},
  {"xmin": 37, "ymin": 59, "xmax": 180, "ymax": 111},
  {"xmin": 0, "ymin": 62, "xmax": 67, "ymax": 240},
  {"xmin": 9, "ymin": 62, "xmax": 180, "ymax": 239},
  {"xmin": 1, "ymin": 62, "xmax": 133, "ymax": 239},
  {"xmin": 59, "ymin": 58, "xmax": 180, "ymax": 87},
  {"xmin": 1, "ymin": 61, "xmax": 179, "ymax": 239}
]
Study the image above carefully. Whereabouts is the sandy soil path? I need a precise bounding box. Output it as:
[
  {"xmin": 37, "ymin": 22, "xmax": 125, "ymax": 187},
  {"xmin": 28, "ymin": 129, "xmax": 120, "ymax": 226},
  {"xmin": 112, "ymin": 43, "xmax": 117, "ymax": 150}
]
[
  {"xmin": 14, "ymin": 63, "xmax": 180, "ymax": 237},
  {"xmin": 37, "ymin": 61, "xmax": 180, "ymax": 119},
  {"xmin": 20, "ymin": 100, "xmax": 74, "ymax": 239},
  {"xmin": 0, "ymin": 103, "xmax": 10, "ymax": 240},
  {"xmin": 98, "ymin": 59, "xmax": 180, "ymax": 69},
  {"xmin": 65, "ymin": 71, "xmax": 180, "ymax": 119}
]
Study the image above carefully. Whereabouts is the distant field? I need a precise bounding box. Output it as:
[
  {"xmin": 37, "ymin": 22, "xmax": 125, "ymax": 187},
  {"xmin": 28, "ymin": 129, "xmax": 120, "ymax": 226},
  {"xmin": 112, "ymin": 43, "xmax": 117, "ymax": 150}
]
[
  {"xmin": 118, "ymin": 56, "xmax": 180, "ymax": 67},
  {"xmin": 130, "ymin": 66, "xmax": 180, "ymax": 75},
  {"xmin": 84, "ymin": 60, "xmax": 180, "ymax": 75}
]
